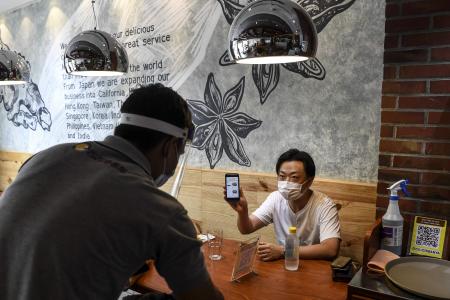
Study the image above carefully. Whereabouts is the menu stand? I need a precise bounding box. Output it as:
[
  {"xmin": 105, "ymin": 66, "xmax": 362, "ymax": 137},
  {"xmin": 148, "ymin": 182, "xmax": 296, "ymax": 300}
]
[{"xmin": 230, "ymin": 236, "xmax": 260, "ymax": 283}]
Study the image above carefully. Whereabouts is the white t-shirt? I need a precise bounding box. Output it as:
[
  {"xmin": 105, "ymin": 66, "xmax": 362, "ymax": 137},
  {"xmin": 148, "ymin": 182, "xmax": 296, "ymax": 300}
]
[{"xmin": 252, "ymin": 190, "xmax": 341, "ymax": 246}]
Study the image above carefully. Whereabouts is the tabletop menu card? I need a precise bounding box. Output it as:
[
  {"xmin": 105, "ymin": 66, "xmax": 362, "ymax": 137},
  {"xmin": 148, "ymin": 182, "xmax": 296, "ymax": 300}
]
[
  {"xmin": 230, "ymin": 236, "xmax": 260, "ymax": 282},
  {"xmin": 408, "ymin": 216, "xmax": 447, "ymax": 259}
]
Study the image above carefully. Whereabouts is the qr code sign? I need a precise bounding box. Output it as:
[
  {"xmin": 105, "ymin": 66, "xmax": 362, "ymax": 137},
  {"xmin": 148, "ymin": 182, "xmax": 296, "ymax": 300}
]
[{"xmin": 415, "ymin": 224, "xmax": 440, "ymax": 248}]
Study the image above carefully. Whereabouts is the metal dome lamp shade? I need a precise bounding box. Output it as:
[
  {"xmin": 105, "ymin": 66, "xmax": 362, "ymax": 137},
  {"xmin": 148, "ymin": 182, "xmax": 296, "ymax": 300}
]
[
  {"xmin": 0, "ymin": 29, "xmax": 31, "ymax": 85},
  {"xmin": 64, "ymin": 1, "xmax": 128, "ymax": 76},
  {"xmin": 228, "ymin": 0, "xmax": 318, "ymax": 64}
]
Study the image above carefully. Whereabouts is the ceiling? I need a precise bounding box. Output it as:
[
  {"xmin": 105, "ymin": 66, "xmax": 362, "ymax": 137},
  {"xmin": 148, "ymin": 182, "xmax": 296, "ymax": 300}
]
[{"xmin": 0, "ymin": 0, "xmax": 41, "ymax": 15}]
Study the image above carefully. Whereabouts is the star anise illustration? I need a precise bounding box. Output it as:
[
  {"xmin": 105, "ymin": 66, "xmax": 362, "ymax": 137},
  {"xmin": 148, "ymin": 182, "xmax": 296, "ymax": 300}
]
[
  {"xmin": 188, "ymin": 73, "xmax": 262, "ymax": 169},
  {"xmin": 217, "ymin": 0, "xmax": 355, "ymax": 104}
]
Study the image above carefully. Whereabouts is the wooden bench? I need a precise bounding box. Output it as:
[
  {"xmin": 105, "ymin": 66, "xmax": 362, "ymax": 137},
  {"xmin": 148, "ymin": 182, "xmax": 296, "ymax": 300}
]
[{"xmin": 1, "ymin": 150, "xmax": 377, "ymax": 262}]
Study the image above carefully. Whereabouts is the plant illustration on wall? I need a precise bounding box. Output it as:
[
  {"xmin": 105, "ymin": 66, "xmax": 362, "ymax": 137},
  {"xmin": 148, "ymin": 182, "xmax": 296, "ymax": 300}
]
[
  {"xmin": 188, "ymin": 73, "xmax": 262, "ymax": 168},
  {"xmin": 0, "ymin": 81, "xmax": 52, "ymax": 131},
  {"xmin": 217, "ymin": 0, "xmax": 356, "ymax": 104}
]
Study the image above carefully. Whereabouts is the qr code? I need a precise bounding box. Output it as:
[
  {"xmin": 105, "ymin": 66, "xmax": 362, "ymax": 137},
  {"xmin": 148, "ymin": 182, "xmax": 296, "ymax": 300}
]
[{"xmin": 415, "ymin": 224, "xmax": 440, "ymax": 248}]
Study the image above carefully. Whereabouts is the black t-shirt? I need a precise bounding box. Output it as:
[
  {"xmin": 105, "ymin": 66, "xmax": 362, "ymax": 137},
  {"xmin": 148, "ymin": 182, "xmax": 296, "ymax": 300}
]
[{"xmin": 0, "ymin": 136, "xmax": 209, "ymax": 300}]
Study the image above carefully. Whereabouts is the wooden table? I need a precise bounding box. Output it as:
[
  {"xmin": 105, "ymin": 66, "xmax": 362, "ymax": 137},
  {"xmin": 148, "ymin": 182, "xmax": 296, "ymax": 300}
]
[{"xmin": 135, "ymin": 239, "xmax": 347, "ymax": 300}]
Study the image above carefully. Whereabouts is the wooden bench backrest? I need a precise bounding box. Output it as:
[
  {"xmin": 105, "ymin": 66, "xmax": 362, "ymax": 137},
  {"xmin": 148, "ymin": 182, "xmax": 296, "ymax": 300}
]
[{"xmin": 1, "ymin": 151, "xmax": 377, "ymax": 262}]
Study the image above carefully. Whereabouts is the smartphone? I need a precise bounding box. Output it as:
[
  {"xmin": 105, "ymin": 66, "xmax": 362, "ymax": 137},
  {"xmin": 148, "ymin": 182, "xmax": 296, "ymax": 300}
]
[{"xmin": 225, "ymin": 173, "xmax": 240, "ymax": 201}]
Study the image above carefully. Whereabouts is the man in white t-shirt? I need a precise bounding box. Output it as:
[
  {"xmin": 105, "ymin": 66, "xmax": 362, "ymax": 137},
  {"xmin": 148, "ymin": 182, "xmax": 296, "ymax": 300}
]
[{"xmin": 224, "ymin": 149, "xmax": 341, "ymax": 261}]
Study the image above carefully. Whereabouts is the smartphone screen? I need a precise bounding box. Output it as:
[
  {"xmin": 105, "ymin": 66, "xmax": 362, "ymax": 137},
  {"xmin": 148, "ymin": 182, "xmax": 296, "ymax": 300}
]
[{"xmin": 225, "ymin": 173, "xmax": 240, "ymax": 201}]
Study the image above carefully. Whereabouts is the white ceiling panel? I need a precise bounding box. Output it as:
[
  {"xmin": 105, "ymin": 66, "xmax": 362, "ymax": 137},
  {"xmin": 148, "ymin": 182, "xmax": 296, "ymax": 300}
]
[{"xmin": 0, "ymin": 0, "xmax": 41, "ymax": 15}]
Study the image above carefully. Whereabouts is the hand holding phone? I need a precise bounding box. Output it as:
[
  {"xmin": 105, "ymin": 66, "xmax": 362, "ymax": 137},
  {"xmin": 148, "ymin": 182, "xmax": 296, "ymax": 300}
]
[{"xmin": 225, "ymin": 173, "xmax": 240, "ymax": 201}]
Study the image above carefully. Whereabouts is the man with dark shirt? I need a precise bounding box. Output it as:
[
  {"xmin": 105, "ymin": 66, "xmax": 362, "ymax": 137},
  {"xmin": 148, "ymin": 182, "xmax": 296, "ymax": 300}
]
[{"xmin": 0, "ymin": 84, "xmax": 223, "ymax": 300}]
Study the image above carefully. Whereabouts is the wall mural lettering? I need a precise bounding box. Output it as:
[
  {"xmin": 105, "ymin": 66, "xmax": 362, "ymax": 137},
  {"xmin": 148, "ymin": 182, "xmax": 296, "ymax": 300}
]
[
  {"xmin": 0, "ymin": 81, "xmax": 52, "ymax": 131},
  {"xmin": 0, "ymin": 0, "xmax": 222, "ymax": 152},
  {"xmin": 188, "ymin": 73, "xmax": 262, "ymax": 168},
  {"xmin": 217, "ymin": 0, "xmax": 355, "ymax": 104}
]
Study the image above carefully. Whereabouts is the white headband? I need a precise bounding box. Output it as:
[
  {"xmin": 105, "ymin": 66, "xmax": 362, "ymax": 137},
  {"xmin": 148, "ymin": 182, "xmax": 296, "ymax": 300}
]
[{"xmin": 119, "ymin": 113, "xmax": 188, "ymax": 139}]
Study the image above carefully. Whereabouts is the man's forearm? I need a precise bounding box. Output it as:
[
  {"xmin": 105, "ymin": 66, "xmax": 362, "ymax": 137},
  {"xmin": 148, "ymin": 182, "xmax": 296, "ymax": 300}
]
[
  {"xmin": 237, "ymin": 211, "xmax": 254, "ymax": 234},
  {"xmin": 298, "ymin": 242, "xmax": 339, "ymax": 260}
]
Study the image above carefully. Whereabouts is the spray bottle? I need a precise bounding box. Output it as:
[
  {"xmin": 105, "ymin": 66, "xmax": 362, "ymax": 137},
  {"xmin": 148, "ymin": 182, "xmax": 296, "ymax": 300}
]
[{"xmin": 381, "ymin": 179, "xmax": 409, "ymax": 256}]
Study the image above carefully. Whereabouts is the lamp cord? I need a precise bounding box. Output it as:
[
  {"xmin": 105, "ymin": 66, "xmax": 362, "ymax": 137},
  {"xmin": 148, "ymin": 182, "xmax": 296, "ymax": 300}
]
[{"xmin": 91, "ymin": 0, "xmax": 98, "ymax": 30}]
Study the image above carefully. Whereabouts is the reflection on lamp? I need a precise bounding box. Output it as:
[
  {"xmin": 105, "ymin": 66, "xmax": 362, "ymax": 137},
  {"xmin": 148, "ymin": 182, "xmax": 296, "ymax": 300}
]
[
  {"xmin": 64, "ymin": 0, "xmax": 128, "ymax": 76},
  {"xmin": 0, "ymin": 29, "xmax": 30, "ymax": 85},
  {"xmin": 64, "ymin": 30, "xmax": 128, "ymax": 76},
  {"xmin": 228, "ymin": 0, "xmax": 318, "ymax": 64}
]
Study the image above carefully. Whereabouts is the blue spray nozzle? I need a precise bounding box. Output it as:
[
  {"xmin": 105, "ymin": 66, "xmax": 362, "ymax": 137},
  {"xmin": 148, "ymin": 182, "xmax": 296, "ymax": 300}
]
[
  {"xmin": 400, "ymin": 179, "xmax": 410, "ymax": 197},
  {"xmin": 388, "ymin": 179, "xmax": 410, "ymax": 198}
]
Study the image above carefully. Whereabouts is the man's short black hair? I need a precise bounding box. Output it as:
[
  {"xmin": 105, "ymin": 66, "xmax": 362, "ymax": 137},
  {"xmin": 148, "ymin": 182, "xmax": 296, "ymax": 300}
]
[
  {"xmin": 114, "ymin": 84, "xmax": 192, "ymax": 152},
  {"xmin": 275, "ymin": 149, "xmax": 316, "ymax": 178}
]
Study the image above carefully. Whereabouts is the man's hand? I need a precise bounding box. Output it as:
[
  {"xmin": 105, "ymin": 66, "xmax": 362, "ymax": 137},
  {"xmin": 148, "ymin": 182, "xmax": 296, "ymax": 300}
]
[
  {"xmin": 222, "ymin": 186, "xmax": 265, "ymax": 234},
  {"xmin": 223, "ymin": 187, "xmax": 248, "ymax": 215},
  {"xmin": 257, "ymin": 242, "xmax": 284, "ymax": 261}
]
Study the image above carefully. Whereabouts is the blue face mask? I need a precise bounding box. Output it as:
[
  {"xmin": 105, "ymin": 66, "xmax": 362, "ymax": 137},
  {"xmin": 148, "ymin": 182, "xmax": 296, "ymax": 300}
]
[
  {"xmin": 154, "ymin": 158, "xmax": 173, "ymax": 187},
  {"xmin": 154, "ymin": 146, "xmax": 178, "ymax": 187}
]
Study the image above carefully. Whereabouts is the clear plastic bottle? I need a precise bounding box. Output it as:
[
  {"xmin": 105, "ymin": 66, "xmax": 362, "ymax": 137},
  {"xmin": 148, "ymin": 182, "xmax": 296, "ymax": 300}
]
[
  {"xmin": 285, "ymin": 226, "xmax": 299, "ymax": 271},
  {"xmin": 381, "ymin": 179, "xmax": 409, "ymax": 256}
]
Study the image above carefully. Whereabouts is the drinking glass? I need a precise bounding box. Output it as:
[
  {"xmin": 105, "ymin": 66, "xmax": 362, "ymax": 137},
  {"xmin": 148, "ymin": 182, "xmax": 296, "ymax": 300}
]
[{"xmin": 207, "ymin": 228, "xmax": 223, "ymax": 261}]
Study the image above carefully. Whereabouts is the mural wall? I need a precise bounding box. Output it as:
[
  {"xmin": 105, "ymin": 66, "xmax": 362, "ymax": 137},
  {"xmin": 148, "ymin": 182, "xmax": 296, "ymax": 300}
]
[{"xmin": 0, "ymin": 0, "xmax": 385, "ymax": 182}]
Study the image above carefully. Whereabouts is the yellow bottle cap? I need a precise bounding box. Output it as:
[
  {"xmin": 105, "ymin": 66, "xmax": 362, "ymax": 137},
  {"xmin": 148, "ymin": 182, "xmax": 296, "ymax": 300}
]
[{"xmin": 288, "ymin": 226, "xmax": 296, "ymax": 234}]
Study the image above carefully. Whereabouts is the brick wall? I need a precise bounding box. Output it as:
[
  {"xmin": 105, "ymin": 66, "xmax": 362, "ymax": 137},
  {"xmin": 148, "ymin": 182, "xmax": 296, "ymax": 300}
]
[{"xmin": 377, "ymin": 0, "xmax": 450, "ymax": 228}]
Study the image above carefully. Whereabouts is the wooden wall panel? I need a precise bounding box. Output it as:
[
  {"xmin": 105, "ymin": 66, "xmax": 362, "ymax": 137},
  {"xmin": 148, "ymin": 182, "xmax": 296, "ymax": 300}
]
[
  {"xmin": 0, "ymin": 151, "xmax": 31, "ymax": 192},
  {"xmin": 162, "ymin": 167, "xmax": 376, "ymax": 262},
  {"xmin": 1, "ymin": 151, "xmax": 376, "ymax": 262}
]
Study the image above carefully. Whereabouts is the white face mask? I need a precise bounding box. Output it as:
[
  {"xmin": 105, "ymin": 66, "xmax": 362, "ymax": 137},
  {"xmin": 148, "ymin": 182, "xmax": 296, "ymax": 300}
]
[{"xmin": 278, "ymin": 180, "xmax": 307, "ymax": 202}]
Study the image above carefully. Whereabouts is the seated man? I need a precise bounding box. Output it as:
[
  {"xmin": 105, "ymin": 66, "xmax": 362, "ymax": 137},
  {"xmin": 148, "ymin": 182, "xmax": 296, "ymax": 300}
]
[{"xmin": 224, "ymin": 149, "xmax": 340, "ymax": 261}]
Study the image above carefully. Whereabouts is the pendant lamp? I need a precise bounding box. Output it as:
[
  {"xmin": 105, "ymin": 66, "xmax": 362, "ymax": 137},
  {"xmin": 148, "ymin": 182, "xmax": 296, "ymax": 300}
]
[
  {"xmin": 0, "ymin": 29, "xmax": 30, "ymax": 85},
  {"xmin": 228, "ymin": 0, "xmax": 317, "ymax": 64},
  {"xmin": 64, "ymin": 1, "xmax": 128, "ymax": 76}
]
